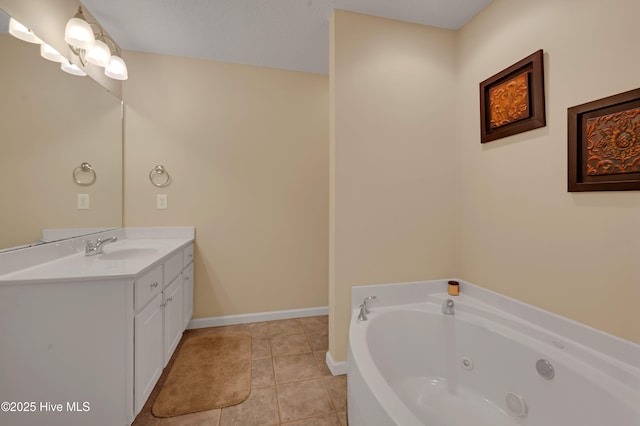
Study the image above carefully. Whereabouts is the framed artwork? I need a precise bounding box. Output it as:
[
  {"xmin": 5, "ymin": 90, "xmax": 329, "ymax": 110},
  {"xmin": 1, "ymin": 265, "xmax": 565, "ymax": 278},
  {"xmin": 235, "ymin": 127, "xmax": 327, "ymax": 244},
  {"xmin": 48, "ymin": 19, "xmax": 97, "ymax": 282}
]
[
  {"xmin": 568, "ymin": 88, "xmax": 640, "ymax": 192},
  {"xmin": 479, "ymin": 50, "xmax": 546, "ymax": 143}
]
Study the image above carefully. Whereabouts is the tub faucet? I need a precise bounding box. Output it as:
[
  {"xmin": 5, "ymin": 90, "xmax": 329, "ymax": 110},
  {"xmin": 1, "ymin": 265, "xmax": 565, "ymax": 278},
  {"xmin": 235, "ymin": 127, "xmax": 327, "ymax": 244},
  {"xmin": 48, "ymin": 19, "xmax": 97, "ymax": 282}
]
[
  {"xmin": 357, "ymin": 296, "xmax": 377, "ymax": 321},
  {"xmin": 442, "ymin": 299, "xmax": 455, "ymax": 315},
  {"xmin": 85, "ymin": 236, "xmax": 117, "ymax": 256}
]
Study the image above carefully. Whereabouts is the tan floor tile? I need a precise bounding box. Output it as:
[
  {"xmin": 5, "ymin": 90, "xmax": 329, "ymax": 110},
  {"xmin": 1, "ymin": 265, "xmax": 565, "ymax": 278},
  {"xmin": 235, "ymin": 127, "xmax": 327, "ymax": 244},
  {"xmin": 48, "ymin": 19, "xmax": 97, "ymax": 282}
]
[
  {"xmin": 324, "ymin": 375, "xmax": 347, "ymax": 412},
  {"xmin": 269, "ymin": 319, "xmax": 303, "ymax": 336},
  {"xmin": 247, "ymin": 322, "xmax": 272, "ymax": 339},
  {"xmin": 157, "ymin": 409, "xmax": 221, "ymax": 426},
  {"xmin": 282, "ymin": 413, "xmax": 342, "ymax": 425},
  {"xmin": 252, "ymin": 337, "xmax": 272, "ymax": 359},
  {"xmin": 313, "ymin": 351, "xmax": 332, "ymax": 377},
  {"xmin": 220, "ymin": 386, "xmax": 280, "ymax": 426},
  {"xmin": 252, "ymin": 358, "xmax": 275, "ymax": 388},
  {"xmin": 277, "ymin": 379, "xmax": 334, "ymax": 423},
  {"xmin": 274, "ymin": 353, "xmax": 321, "ymax": 383},
  {"xmin": 271, "ymin": 333, "xmax": 311, "ymax": 356},
  {"xmin": 337, "ymin": 411, "xmax": 348, "ymax": 426},
  {"xmin": 306, "ymin": 331, "xmax": 328, "ymax": 351},
  {"xmin": 300, "ymin": 316, "xmax": 328, "ymax": 333}
]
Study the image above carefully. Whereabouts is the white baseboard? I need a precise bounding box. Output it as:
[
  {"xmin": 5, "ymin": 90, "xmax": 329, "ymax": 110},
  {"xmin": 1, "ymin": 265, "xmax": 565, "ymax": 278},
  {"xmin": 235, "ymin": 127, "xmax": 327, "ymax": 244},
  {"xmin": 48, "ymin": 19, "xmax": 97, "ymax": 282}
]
[
  {"xmin": 187, "ymin": 306, "xmax": 329, "ymax": 329},
  {"xmin": 326, "ymin": 351, "xmax": 347, "ymax": 376}
]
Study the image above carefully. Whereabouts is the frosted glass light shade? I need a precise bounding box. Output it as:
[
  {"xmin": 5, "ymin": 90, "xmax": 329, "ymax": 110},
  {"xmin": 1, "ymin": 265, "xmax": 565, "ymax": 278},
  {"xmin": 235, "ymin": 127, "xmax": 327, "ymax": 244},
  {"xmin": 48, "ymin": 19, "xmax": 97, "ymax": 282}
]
[
  {"xmin": 64, "ymin": 17, "xmax": 95, "ymax": 50},
  {"xmin": 40, "ymin": 43, "xmax": 66, "ymax": 63},
  {"xmin": 105, "ymin": 55, "xmax": 128, "ymax": 80},
  {"xmin": 61, "ymin": 60, "xmax": 87, "ymax": 76},
  {"xmin": 86, "ymin": 39, "xmax": 111, "ymax": 67},
  {"xmin": 9, "ymin": 18, "xmax": 42, "ymax": 44}
]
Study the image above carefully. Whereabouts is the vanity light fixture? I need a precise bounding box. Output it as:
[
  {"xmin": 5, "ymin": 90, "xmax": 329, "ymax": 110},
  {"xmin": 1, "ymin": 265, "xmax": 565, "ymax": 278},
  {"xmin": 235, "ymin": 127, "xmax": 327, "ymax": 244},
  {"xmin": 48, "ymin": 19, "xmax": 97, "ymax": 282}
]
[
  {"xmin": 8, "ymin": 8, "xmax": 127, "ymax": 81},
  {"xmin": 64, "ymin": 6, "xmax": 128, "ymax": 80},
  {"xmin": 8, "ymin": 18, "xmax": 42, "ymax": 44}
]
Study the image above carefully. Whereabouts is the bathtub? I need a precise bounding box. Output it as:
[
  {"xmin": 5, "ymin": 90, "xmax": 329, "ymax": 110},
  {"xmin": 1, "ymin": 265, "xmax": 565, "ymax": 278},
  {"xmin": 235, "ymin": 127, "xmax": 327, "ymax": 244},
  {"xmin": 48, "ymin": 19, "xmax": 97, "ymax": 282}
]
[{"xmin": 348, "ymin": 280, "xmax": 640, "ymax": 426}]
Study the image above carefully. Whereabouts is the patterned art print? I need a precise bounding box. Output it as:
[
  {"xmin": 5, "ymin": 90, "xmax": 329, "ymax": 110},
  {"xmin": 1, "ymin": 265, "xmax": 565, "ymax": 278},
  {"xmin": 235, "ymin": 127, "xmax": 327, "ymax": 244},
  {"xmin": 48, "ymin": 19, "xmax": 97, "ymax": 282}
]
[
  {"xmin": 586, "ymin": 107, "xmax": 640, "ymax": 176},
  {"xmin": 488, "ymin": 72, "xmax": 530, "ymax": 129}
]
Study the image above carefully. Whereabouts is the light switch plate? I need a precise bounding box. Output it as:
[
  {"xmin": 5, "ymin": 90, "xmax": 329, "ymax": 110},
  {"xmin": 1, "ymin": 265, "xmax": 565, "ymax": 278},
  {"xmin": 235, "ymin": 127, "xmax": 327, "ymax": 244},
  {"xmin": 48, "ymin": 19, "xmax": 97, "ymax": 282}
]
[
  {"xmin": 157, "ymin": 194, "xmax": 168, "ymax": 209},
  {"xmin": 77, "ymin": 194, "xmax": 90, "ymax": 210}
]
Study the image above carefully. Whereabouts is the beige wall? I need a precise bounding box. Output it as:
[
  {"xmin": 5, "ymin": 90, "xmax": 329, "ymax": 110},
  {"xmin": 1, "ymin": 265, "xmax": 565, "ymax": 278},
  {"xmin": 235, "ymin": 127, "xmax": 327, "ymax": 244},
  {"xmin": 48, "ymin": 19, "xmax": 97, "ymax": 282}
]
[
  {"xmin": 329, "ymin": 1, "xmax": 640, "ymax": 363},
  {"xmin": 329, "ymin": 11, "xmax": 458, "ymax": 361},
  {"xmin": 455, "ymin": 0, "xmax": 640, "ymax": 343},
  {"xmin": 0, "ymin": 34, "xmax": 122, "ymax": 249},
  {"xmin": 122, "ymin": 51, "xmax": 329, "ymax": 319}
]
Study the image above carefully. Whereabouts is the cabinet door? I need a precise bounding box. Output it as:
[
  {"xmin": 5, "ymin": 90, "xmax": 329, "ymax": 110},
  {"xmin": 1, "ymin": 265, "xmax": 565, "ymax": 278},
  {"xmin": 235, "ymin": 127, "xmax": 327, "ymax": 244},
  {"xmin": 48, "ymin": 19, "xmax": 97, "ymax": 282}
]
[
  {"xmin": 134, "ymin": 292, "xmax": 163, "ymax": 415},
  {"xmin": 163, "ymin": 276, "xmax": 183, "ymax": 367},
  {"xmin": 182, "ymin": 263, "xmax": 194, "ymax": 329}
]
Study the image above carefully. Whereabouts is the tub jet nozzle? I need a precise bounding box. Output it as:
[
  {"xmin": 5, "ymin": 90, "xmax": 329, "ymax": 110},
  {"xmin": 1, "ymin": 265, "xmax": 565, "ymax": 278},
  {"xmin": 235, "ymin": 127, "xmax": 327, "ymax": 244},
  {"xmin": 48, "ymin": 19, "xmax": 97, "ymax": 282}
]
[{"xmin": 442, "ymin": 299, "xmax": 455, "ymax": 315}]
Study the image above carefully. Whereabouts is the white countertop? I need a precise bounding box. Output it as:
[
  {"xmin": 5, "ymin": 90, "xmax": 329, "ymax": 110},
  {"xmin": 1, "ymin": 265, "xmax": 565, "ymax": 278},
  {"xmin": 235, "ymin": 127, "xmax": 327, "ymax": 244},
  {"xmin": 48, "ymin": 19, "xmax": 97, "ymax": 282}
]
[{"xmin": 0, "ymin": 227, "xmax": 194, "ymax": 285}]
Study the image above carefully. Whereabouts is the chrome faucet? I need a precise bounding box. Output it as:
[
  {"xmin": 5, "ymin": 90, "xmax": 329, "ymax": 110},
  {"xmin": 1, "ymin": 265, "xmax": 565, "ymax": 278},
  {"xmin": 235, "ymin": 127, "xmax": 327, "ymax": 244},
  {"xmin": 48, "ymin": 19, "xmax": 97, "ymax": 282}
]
[
  {"xmin": 357, "ymin": 296, "xmax": 377, "ymax": 321},
  {"xmin": 442, "ymin": 299, "xmax": 455, "ymax": 315},
  {"xmin": 85, "ymin": 236, "xmax": 117, "ymax": 256}
]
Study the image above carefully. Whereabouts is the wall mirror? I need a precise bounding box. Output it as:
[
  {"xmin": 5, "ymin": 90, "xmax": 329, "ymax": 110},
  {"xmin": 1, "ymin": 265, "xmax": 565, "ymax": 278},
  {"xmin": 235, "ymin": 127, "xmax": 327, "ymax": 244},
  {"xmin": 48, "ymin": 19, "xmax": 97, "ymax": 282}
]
[{"xmin": 0, "ymin": 9, "xmax": 123, "ymax": 252}]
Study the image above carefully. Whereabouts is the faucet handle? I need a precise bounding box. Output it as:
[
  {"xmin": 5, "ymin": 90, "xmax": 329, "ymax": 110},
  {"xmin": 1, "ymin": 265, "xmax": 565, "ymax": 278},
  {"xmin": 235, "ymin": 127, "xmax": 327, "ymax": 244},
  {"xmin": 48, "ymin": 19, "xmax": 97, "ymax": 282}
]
[
  {"xmin": 357, "ymin": 304, "xmax": 368, "ymax": 321},
  {"xmin": 362, "ymin": 295, "xmax": 377, "ymax": 313}
]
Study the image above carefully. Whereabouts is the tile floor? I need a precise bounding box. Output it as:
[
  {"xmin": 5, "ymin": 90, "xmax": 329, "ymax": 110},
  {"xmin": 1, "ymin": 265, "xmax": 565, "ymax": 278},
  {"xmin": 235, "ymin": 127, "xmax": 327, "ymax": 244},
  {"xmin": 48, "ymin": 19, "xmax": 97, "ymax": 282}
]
[{"xmin": 133, "ymin": 315, "xmax": 348, "ymax": 426}]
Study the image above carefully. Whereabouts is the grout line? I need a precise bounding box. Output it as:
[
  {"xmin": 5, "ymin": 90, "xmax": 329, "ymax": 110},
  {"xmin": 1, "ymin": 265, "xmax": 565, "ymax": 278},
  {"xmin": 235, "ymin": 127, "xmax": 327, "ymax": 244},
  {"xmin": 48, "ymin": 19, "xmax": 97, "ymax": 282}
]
[{"xmin": 270, "ymin": 338, "xmax": 283, "ymax": 425}]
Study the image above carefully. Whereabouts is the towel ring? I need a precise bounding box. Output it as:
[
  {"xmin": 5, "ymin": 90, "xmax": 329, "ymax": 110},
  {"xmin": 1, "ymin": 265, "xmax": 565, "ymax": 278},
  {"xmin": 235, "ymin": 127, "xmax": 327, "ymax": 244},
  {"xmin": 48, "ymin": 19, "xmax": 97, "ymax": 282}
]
[
  {"xmin": 149, "ymin": 165, "xmax": 171, "ymax": 187},
  {"xmin": 73, "ymin": 162, "xmax": 96, "ymax": 186}
]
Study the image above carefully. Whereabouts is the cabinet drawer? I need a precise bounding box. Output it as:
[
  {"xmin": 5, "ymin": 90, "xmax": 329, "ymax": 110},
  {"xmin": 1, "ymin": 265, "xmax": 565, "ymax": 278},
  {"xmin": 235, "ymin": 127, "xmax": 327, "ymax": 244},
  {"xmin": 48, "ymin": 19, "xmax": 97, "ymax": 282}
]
[
  {"xmin": 135, "ymin": 265, "xmax": 163, "ymax": 311},
  {"xmin": 164, "ymin": 252, "xmax": 183, "ymax": 288},
  {"xmin": 183, "ymin": 244, "xmax": 194, "ymax": 267}
]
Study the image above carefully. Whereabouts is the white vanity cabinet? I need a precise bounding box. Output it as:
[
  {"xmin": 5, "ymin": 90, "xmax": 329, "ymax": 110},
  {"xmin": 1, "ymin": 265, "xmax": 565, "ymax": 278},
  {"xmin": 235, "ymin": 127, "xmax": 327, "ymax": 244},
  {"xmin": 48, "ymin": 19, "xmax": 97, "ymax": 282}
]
[{"xmin": 0, "ymin": 229, "xmax": 195, "ymax": 426}]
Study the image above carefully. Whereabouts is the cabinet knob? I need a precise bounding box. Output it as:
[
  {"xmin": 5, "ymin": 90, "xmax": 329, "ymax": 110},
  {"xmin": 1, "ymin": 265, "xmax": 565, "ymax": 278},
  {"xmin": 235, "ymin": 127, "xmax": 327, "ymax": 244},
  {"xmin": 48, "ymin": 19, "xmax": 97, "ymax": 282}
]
[
  {"xmin": 150, "ymin": 282, "xmax": 158, "ymax": 288},
  {"xmin": 167, "ymin": 297, "xmax": 173, "ymax": 303}
]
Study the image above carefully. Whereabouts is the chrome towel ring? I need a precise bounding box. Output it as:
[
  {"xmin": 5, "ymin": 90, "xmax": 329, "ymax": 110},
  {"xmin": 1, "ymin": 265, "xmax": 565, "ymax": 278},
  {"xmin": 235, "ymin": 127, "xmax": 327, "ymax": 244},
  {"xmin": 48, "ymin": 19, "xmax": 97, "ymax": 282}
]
[
  {"xmin": 73, "ymin": 162, "xmax": 96, "ymax": 186},
  {"xmin": 149, "ymin": 165, "xmax": 171, "ymax": 187}
]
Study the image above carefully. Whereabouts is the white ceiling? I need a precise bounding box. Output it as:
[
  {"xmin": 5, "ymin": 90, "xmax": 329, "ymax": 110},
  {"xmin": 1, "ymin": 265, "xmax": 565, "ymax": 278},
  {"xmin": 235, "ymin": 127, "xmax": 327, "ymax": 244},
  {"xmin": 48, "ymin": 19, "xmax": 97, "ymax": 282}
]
[{"xmin": 2, "ymin": 1, "xmax": 492, "ymax": 74}]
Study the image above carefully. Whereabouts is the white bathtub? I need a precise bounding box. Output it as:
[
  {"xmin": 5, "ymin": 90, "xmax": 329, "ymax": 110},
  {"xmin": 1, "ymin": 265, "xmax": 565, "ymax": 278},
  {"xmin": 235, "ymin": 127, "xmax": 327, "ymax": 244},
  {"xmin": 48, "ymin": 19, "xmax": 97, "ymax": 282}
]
[{"xmin": 348, "ymin": 280, "xmax": 640, "ymax": 426}]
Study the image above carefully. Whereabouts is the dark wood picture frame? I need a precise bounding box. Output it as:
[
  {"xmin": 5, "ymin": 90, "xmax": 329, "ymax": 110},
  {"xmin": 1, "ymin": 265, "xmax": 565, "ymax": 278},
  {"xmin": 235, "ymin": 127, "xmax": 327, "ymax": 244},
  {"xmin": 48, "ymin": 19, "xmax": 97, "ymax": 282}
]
[
  {"xmin": 480, "ymin": 50, "xmax": 546, "ymax": 143},
  {"xmin": 568, "ymin": 88, "xmax": 640, "ymax": 192}
]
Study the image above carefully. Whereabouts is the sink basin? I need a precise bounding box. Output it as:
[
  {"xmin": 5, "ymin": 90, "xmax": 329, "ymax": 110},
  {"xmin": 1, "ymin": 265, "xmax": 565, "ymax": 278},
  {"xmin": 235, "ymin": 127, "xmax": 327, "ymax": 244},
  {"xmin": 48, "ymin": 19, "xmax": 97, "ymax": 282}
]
[{"xmin": 98, "ymin": 248, "xmax": 159, "ymax": 261}]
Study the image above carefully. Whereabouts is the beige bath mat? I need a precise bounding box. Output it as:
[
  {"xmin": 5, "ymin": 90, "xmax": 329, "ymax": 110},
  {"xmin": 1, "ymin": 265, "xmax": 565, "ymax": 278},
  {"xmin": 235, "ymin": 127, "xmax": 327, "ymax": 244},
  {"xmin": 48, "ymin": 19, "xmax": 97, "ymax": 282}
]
[{"xmin": 152, "ymin": 332, "xmax": 252, "ymax": 417}]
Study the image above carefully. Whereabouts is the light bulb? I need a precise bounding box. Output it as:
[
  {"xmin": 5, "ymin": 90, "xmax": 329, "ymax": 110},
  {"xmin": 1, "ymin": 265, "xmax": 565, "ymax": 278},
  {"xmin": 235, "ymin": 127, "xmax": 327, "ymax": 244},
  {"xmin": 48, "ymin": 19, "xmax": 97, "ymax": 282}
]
[
  {"xmin": 64, "ymin": 17, "xmax": 95, "ymax": 50},
  {"xmin": 105, "ymin": 55, "xmax": 128, "ymax": 80},
  {"xmin": 61, "ymin": 59, "xmax": 87, "ymax": 77},
  {"xmin": 40, "ymin": 43, "xmax": 66, "ymax": 63},
  {"xmin": 86, "ymin": 39, "xmax": 111, "ymax": 67}
]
